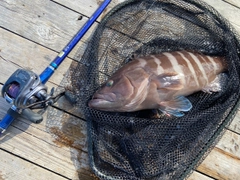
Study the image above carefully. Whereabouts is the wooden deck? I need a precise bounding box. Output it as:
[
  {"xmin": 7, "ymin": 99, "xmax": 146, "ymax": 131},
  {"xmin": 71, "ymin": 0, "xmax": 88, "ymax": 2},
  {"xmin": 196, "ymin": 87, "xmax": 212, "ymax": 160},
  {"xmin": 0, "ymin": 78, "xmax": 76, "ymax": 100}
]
[{"xmin": 0, "ymin": 0, "xmax": 240, "ymax": 179}]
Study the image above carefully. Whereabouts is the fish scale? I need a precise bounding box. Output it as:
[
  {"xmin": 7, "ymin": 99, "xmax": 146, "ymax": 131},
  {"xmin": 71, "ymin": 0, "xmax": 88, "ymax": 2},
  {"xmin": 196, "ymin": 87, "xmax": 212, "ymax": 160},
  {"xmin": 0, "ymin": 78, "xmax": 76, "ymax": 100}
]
[{"xmin": 177, "ymin": 51, "xmax": 199, "ymax": 86}]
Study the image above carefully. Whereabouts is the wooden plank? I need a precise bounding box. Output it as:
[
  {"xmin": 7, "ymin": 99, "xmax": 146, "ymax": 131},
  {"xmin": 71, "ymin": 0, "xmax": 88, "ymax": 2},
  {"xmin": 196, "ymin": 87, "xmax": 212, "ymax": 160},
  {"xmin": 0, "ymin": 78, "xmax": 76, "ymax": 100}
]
[
  {"xmin": 0, "ymin": 149, "xmax": 67, "ymax": 180},
  {"xmin": 216, "ymin": 129, "xmax": 240, "ymax": 157},
  {"xmin": 1, "ymin": 25, "xmax": 240, "ymax": 178},
  {"xmin": 224, "ymin": 0, "xmax": 240, "ymax": 9},
  {"xmin": 202, "ymin": 0, "xmax": 240, "ymax": 31},
  {"xmin": 55, "ymin": 0, "xmax": 240, "ymax": 36},
  {"xmin": 1, "ymin": 93, "xmax": 239, "ymax": 180},
  {"xmin": 187, "ymin": 171, "xmax": 214, "ymax": 180},
  {"xmin": 3, "ymin": 98, "xmax": 240, "ymax": 180},
  {"xmin": 0, "ymin": 27, "xmax": 72, "ymax": 87},
  {"xmin": 228, "ymin": 109, "xmax": 240, "ymax": 134},
  {"xmin": 197, "ymin": 147, "xmax": 240, "ymax": 180},
  {"xmin": 53, "ymin": 0, "xmax": 240, "ymax": 34},
  {"xmin": 0, "ymin": 96, "xmax": 213, "ymax": 180},
  {"xmin": 0, "ymin": 126, "xmax": 93, "ymax": 180},
  {"xmin": 0, "ymin": 1, "xmax": 239, "ymax": 82},
  {"xmin": 2, "ymin": 92, "xmax": 240, "ymax": 179},
  {"xmin": 195, "ymin": 129, "xmax": 240, "ymax": 179},
  {"xmin": 0, "ymin": 25, "xmax": 83, "ymax": 128},
  {"xmin": 52, "ymin": 0, "xmax": 126, "ymax": 21},
  {"xmin": 232, "ymin": 24, "xmax": 240, "ymax": 36},
  {"xmin": 0, "ymin": 26, "xmax": 82, "ymax": 127},
  {"xmin": 1, "ymin": 0, "xmax": 240, "ymax": 180},
  {"xmin": 0, "ymin": 0, "xmax": 90, "ymax": 60},
  {"xmin": 0, "ymin": 98, "xmax": 93, "ymax": 180}
]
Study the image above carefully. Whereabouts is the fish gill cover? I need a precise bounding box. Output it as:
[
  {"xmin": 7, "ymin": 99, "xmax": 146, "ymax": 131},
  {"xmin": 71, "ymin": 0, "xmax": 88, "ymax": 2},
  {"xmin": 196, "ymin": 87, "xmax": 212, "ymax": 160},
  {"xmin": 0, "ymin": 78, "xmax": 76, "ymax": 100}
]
[{"xmin": 47, "ymin": 0, "xmax": 240, "ymax": 179}]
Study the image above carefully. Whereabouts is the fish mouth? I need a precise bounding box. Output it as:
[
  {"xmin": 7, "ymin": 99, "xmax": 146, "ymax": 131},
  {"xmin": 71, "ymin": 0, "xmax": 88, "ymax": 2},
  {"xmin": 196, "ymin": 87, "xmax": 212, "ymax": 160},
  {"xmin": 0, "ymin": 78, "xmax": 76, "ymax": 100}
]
[
  {"xmin": 88, "ymin": 92, "xmax": 117, "ymax": 109},
  {"xmin": 92, "ymin": 92, "xmax": 116, "ymax": 102}
]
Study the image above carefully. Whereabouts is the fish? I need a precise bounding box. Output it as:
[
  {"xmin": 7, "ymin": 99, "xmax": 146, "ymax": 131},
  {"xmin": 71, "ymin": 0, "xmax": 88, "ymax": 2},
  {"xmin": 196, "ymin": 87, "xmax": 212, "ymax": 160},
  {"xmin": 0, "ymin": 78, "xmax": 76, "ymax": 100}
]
[{"xmin": 88, "ymin": 51, "xmax": 226, "ymax": 117}]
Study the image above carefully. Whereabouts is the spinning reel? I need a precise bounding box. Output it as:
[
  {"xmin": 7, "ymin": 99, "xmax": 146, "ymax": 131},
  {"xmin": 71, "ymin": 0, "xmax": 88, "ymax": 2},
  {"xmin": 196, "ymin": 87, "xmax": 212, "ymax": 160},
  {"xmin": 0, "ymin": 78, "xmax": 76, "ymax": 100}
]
[{"xmin": 2, "ymin": 69, "xmax": 64, "ymax": 124}]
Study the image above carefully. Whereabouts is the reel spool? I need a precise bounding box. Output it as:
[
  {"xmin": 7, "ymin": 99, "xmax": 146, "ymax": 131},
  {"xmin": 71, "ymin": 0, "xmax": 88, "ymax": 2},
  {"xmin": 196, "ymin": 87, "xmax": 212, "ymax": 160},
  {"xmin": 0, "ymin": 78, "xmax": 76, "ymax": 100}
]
[
  {"xmin": 2, "ymin": 69, "xmax": 53, "ymax": 123},
  {"xmin": 2, "ymin": 69, "xmax": 48, "ymax": 109}
]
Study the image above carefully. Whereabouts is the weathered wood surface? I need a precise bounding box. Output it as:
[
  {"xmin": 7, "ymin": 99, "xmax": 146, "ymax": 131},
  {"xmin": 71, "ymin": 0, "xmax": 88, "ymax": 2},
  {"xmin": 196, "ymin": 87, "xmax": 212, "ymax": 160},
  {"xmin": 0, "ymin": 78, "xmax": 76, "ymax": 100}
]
[
  {"xmin": 53, "ymin": 0, "xmax": 126, "ymax": 20},
  {"xmin": 203, "ymin": 0, "xmax": 240, "ymax": 31},
  {"xmin": 0, "ymin": 0, "xmax": 89, "ymax": 61},
  {"xmin": 0, "ymin": 0, "xmax": 240, "ymax": 180},
  {"xmin": 0, "ymin": 149, "xmax": 67, "ymax": 180},
  {"xmin": 224, "ymin": 0, "xmax": 240, "ymax": 9}
]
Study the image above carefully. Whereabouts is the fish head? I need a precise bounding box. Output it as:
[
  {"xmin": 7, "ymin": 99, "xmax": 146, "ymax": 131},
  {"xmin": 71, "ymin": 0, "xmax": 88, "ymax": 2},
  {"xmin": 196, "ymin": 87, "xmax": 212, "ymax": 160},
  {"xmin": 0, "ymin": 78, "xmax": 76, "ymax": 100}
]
[
  {"xmin": 88, "ymin": 74, "xmax": 134, "ymax": 111},
  {"xmin": 89, "ymin": 67, "xmax": 151, "ymax": 111}
]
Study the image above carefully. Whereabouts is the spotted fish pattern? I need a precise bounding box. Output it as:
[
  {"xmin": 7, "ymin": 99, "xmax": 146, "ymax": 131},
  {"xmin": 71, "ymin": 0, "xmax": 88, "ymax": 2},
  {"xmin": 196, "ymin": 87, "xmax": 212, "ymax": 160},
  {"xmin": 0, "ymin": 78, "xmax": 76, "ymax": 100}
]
[{"xmin": 88, "ymin": 51, "xmax": 226, "ymax": 117}]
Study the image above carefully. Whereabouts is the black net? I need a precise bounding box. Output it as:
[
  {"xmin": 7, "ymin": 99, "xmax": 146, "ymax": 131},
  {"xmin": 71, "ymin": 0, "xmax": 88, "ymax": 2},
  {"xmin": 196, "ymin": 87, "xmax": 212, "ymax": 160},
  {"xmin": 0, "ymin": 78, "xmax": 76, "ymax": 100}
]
[{"xmin": 62, "ymin": 0, "xmax": 240, "ymax": 179}]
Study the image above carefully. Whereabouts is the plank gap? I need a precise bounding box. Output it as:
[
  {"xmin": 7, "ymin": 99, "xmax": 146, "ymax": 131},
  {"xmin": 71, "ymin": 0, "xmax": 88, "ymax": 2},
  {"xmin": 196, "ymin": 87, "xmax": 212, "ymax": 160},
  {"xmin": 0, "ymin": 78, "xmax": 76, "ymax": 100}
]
[
  {"xmin": 195, "ymin": 170, "xmax": 217, "ymax": 180},
  {"xmin": 226, "ymin": 127, "xmax": 240, "ymax": 136},
  {"xmin": 0, "ymin": 148, "xmax": 70, "ymax": 180},
  {"xmin": 50, "ymin": 0, "xmax": 98, "ymax": 21},
  {"xmin": 0, "ymin": 26, "xmax": 60, "ymax": 57},
  {"xmin": 52, "ymin": 104, "xmax": 87, "ymax": 122},
  {"xmin": 10, "ymin": 122, "xmax": 65, "ymax": 149},
  {"xmin": 223, "ymin": 0, "xmax": 240, "ymax": 9},
  {"xmin": 0, "ymin": 26, "xmax": 83, "ymax": 64}
]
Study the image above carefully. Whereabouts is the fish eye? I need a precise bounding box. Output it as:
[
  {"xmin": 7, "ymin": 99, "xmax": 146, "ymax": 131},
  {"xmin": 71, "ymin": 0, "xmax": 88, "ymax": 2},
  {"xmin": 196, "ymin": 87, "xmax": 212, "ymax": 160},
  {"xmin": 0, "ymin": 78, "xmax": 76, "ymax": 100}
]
[{"xmin": 106, "ymin": 80, "xmax": 114, "ymax": 87}]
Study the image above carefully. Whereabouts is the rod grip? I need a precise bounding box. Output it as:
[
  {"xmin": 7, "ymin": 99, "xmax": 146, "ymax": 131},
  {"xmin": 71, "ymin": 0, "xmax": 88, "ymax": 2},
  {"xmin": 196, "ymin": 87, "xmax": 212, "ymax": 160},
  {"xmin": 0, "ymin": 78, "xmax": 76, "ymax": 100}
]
[{"xmin": 0, "ymin": 107, "xmax": 19, "ymax": 133}]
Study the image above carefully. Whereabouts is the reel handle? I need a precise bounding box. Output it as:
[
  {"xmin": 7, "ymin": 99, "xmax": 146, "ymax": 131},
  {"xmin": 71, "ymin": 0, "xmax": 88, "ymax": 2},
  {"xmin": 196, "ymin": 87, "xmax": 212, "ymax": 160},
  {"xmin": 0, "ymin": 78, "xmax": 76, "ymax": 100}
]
[{"xmin": 21, "ymin": 108, "xmax": 43, "ymax": 124}]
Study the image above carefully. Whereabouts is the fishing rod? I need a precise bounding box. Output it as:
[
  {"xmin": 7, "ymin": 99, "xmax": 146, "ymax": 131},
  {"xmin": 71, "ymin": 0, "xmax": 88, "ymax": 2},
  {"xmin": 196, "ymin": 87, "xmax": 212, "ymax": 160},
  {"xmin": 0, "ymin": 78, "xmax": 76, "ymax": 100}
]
[{"xmin": 0, "ymin": 0, "xmax": 111, "ymax": 135}]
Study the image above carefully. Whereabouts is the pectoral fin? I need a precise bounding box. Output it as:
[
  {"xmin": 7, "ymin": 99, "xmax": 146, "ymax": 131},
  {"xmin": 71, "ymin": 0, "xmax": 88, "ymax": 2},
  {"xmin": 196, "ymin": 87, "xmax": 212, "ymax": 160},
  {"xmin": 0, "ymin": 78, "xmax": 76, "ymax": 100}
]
[
  {"xmin": 158, "ymin": 96, "xmax": 192, "ymax": 117},
  {"xmin": 153, "ymin": 73, "xmax": 183, "ymax": 90}
]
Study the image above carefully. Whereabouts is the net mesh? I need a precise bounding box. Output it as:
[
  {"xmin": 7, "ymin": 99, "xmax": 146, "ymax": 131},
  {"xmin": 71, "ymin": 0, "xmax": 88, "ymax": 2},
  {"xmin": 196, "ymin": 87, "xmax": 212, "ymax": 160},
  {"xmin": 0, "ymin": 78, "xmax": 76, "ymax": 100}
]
[{"xmin": 55, "ymin": 0, "xmax": 240, "ymax": 179}]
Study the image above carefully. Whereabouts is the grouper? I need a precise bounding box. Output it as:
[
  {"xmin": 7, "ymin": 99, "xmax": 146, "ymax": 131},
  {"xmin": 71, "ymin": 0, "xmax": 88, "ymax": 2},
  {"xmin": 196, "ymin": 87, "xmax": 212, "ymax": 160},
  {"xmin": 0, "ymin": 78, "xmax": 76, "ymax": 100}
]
[{"xmin": 88, "ymin": 51, "xmax": 226, "ymax": 117}]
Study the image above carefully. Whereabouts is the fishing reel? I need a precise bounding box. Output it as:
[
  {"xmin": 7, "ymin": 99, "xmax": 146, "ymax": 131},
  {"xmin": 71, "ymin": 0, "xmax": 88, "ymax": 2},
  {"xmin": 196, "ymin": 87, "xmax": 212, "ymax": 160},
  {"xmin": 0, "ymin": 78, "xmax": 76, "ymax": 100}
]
[{"xmin": 2, "ymin": 69, "xmax": 64, "ymax": 123}]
